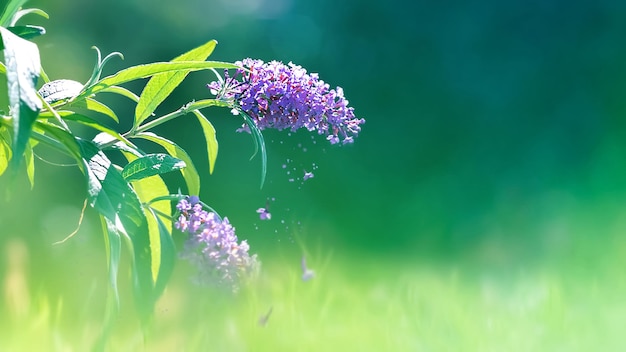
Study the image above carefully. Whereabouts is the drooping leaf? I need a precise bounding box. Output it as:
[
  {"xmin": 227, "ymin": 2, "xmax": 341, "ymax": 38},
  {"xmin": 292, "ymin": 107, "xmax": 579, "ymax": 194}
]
[
  {"xmin": 40, "ymin": 111, "xmax": 127, "ymax": 144},
  {"xmin": 0, "ymin": 26, "xmax": 42, "ymax": 170},
  {"xmin": 24, "ymin": 140, "xmax": 34, "ymax": 188},
  {"xmin": 0, "ymin": 127, "xmax": 12, "ymax": 176},
  {"xmin": 135, "ymin": 132, "xmax": 200, "ymax": 195},
  {"xmin": 240, "ymin": 110, "xmax": 267, "ymax": 188},
  {"xmin": 121, "ymin": 153, "xmax": 186, "ymax": 183},
  {"xmin": 191, "ymin": 110, "xmax": 219, "ymax": 174},
  {"xmin": 32, "ymin": 120, "xmax": 82, "ymax": 160},
  {"xmin": 134, "ymin": 40, "xmax": 218, "ymax": 128},
  {"xmin": 0, "ymin": 0, "xmax": 27, "ymax": 27},
  {"xmin": 77, "ymin": 139, "xmax": 155, "ymax": 322},
  {"xmin": 101, "ymin": 215, "xmax": 122, "ymax": 308},
  {"xmin": 99, "ymin": 85, "xmax": 140, "ymax": 103},
  {"xmin": 149, "ymin": 207, "xmax": 176, "ymax": 299},
  {"xmin": 69, "ymin": 97, "xmax": 119, "ymax": 124},
  {"xmin": 120, "ymin": 151, "xmax": 172, "ymax": 285},
  {"xmin": 83, "ymin": 61, "xmax": 239, "ymax": 96},
  {"xmin": 10, "ymin": 8, "xmax": 49, "ymax": 26},
  {"xmin": 6, "ymin": 25, "xmax": 45, "ymax": 40}
]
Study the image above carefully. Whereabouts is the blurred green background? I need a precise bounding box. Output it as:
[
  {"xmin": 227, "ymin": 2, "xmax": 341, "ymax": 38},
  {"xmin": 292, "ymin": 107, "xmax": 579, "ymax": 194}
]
[{"xmin": 3, "ymin": 0, "xmax": 626, "ymax": 350}]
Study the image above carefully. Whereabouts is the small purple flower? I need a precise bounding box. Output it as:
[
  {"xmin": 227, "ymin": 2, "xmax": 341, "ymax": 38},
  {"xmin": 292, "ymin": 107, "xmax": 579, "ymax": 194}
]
[
  {"xmin": 303, "ymin": 171, "xmax": 314, "ymax": 181},
  {"xmin": 175, "ymin": 197, "xmax": 259, "ymax": 290},
  {"xmin": 256, "ymin": 207, "xmax": 271, "ymax": 220},
  {"xmin": 207, "ymin": 59, "xmax": 365, "ymax": 145}
]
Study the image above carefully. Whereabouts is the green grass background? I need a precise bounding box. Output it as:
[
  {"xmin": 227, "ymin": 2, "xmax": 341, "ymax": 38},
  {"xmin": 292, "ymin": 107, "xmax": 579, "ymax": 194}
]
[{"xmin": 2, "ymin": 0, "xmax": 626, "ymax": 350}]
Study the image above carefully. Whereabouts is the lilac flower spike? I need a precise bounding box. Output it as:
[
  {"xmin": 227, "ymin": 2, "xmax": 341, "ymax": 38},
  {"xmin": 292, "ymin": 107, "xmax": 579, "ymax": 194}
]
[
  {"xmin": 207, "ymin": 59, "xmax": 365, "ymax": 145},
  {"xmin": 175, "ymin": 196, "xmax": 259, "ymax": 290}
]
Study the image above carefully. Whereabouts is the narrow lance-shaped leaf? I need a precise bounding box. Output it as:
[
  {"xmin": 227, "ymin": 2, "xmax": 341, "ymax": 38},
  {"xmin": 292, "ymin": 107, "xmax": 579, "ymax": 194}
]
[
  {"xmin": 69, "ymin": 98, "xmax": 119, "ymax": 124},
  {"xmin": 101, "ymin": 215, "xmax": 122, "ymax": 308},
  {"xmin": 83, "ymin": 61, "xmax": 239, "ymax": 97},
  {"xmin": 0, "ymin": 26, "xmax": 42, "ymax": 170},
  {"xmin": 240, "ymin": 110, "xmax": 267, "ymax": 188},
  {"xmin": 120, "ymin": 151, "xmax": 172, "ymax": 286},
  {"xmin": 135, "ymin": 132, "xmax": 200, "ymax": 196},
  {"xmin": 134, "ymin": 40, "xmax": 218, "ymax": 128},
  {"xmin": 192, "ymin": 110, "xmax": 219, "ymax": 174},
  {"xmin": 0, "ymin": 0, "xmax": 27, "ymax": 27},
  {"xmin": 148, "ymin": 207, "xmax": 176, "ymax": 299},
  {"xmin": 77, "ymin": 139, "xmax": 155, "ymax": 322},
  {"xmin": 121, "ymin": 153, "xmax": 186, "ymax": 183},
  {"xmin": 6, "ymin": 25, "xmax": 46, "ymax": 40}
]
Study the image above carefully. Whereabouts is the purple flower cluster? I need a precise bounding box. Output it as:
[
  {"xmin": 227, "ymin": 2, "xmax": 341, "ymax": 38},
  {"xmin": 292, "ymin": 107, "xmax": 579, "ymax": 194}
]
[
  {"xmin": 175, "ymin": 196, "xmax": 258, "ymax": 290},
  {"xmin": 207, "ymin": 59, "xmax": 365, "ymax": 145}
]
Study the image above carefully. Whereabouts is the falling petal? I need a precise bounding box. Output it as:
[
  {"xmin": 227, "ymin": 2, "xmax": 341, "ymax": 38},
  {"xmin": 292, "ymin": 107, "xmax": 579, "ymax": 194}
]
[
  {"xmin": 258, "ymin": 306, "xmax": 273, "ymax": 327},
  {"xmin": 301, "ymin": 256, "xmax": 315, "ymax": 282}
]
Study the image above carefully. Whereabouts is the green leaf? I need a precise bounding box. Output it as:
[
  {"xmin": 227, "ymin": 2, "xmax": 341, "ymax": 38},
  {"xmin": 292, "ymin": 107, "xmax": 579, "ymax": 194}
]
[
  {"xmin": 24, "ymin": 139, "xmax": 34, "ymax": 188},
  {"xmin": 10, "ymin": 8, "xmax": 49, "ymax": 26},
  {"xmin": 99, "ymin": 85, "xmax": 140, "ymax": 103},
  {"xmin": 0, "ymin": 0, "xmax": 27, "ymax": 27},
  {"xmin": 120, "ymin": 151, "xmax": 172, "ymax": 286},
  {"xmin": 184, "ymin": 98, "xmax": 230, "ymax": 110},
  {"xmin": 0, "ymin": 127, "xmax": 12, "ymax": 176},
  {"xmin": 0, "ymin": 26, "xmax": 42, "ymax": 170},
  {"xmin": 77, "ymin": 139, "xmax": 155, "ymax": 322},
  {"xmin": 33, "ymin": 121, "xmax": 82, "ymax": 160},
  {"xmin": 0, "ymin": 61, "xmax": 6, "ymax": 75},
  {"xmin": 150, "ymin": 207, "xmax": 176, "ymax": 299},
  {"xmin": 69, "ymin": 98, "xmax": 119, "ymax": 124},
  {"xmin": 191, "ymin": 110, "xmax": 219, "ymax": 174},
  {"xmin": 121, "ymin": 153, "xmax": 186, "ymax": 182},
  {"xmin": 135, "ymin": 132, "xmax": 200, "ymax": 195},
  {"xmin": 7, "ymin": 25, "xmax": 45, "ymax": 40},
  {"xmin": 240, "ymin": 110, "xmax": 267, "ymax": 188},
  {"xmin": 83, "ymin": 61, "xmax": 239, "ymax": 96},
  {"xmin": 40, "ymin": 110, "xmax": 127, "ymax": 143},
  {"xmin": 135, "ymin": 40, "xmax": 218, "ymax": 128},
  {"xmin": 101, "ymin": 215, "xmax": 122, "ymax": 308}
]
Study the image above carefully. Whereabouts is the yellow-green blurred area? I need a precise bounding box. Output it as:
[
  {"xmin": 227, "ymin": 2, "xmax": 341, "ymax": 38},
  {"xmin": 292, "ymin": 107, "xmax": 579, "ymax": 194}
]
[{"xmin": 3, "ymin": 0, "xmax": 626, "ymax": 350}]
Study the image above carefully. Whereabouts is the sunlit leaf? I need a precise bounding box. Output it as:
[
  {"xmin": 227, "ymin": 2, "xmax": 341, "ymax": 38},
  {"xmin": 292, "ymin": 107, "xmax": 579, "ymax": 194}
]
[
  {"xmin": 10, "ymin": 8, "xmax": 49, "ymax": 26},
  {"xmin": 0, "ymin": 26, "xmax": 41, "ymax": 170},
  {"xmin": 99, "ymin": 85, "xmax": 140, "ymax": 103},
  {"xmin": 77, "ymin": 139, "xmax": 155, "ymax": 322},
  {"xmin": 149, "ymin": 207, "xmax": 176, "ymax": 299},
  {"xmin": 38, "ymin": 79, "xmax": 83, "ymax": 104},
  {"xmin": 121, "ymin": 153, "xmax": 185, "ymax": 182},
  {"xmin": 0, "ymin": 127, "xmax": 12, "ymax": 176},
  {"xmin": 24, "ymin": 140, "xmax": 34, "ymax": 188},
  {"xmin": 69, "ymin": 98, "xmax": 119, "ymax": 124},
  {"xmin": 83, "ymin": 61, "xmax": 239, "ymax": 96},
  {"xmin": 101, "ymin": 215, "xmax": 122, "ymax": 308},
  {"xmin": 135, "ymin": 132, "xmax": 200, "ymax": 195},
  {"xmin": 0, "ymin": 0, "xmax": 27, "ymax": 27},
  {"xmin": 191, "ymin": 110, "xmax": 219, "ymax": 174},
  {"xmin": 135, "ymin": 40, "xmax": 218, "ymax": 128},
  {"xmin": 120, "ymin": 151, "xmax": 171, "ymax": 284},
  {"xmin": 40, "ymin": 110, "xmax": 128, "ymax": 145}
]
